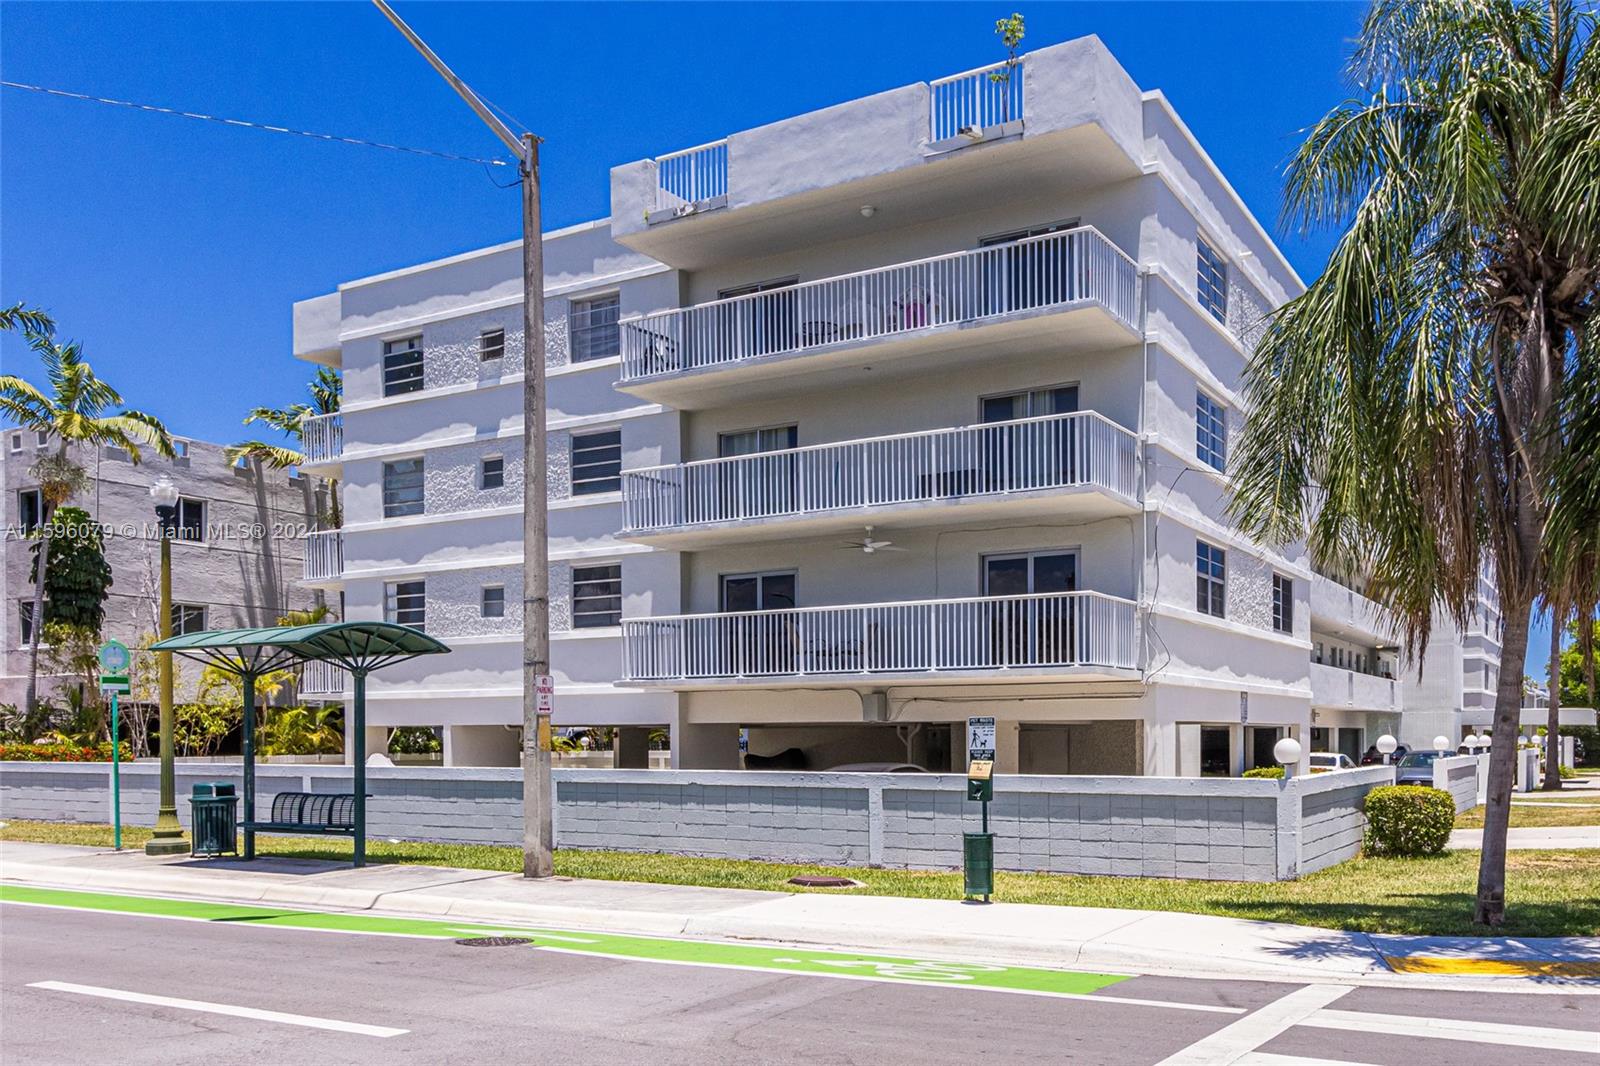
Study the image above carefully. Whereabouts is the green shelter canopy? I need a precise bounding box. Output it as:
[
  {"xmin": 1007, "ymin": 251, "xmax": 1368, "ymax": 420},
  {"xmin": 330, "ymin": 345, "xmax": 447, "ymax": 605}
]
[{"xmin": 150, "ymin": 621, "xmax": 451, "ymax": 867}]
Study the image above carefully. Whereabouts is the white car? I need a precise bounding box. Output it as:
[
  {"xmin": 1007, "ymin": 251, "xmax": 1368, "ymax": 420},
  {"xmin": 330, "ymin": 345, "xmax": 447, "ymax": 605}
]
[{"xmin": 1309, "ymin": 752, "xmax": 1357, "ymax": 773}]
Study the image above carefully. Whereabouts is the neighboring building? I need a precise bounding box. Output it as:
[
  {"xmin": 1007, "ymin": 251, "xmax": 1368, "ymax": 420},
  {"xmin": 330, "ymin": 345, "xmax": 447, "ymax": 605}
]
[
  {"xmin": 1400, "ymin": 564, "xmax": 1503, "ymax": 748},
  {"xmin": 1, "ymin": 432, "xmax": 326, "ymax": 708},
  {"xmin": 294, "ymin": 35, "xmax": 1413, "ymax": 773}
]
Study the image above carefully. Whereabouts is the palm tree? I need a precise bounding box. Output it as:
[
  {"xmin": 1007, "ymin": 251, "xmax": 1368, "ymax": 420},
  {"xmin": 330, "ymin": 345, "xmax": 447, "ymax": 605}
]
[
  {"xmin": 0, "ymin": 302, "xmax": 54, "ymax": 336},
  {"xmin": 227, "ymin": 367, "xmax": 343, "ymax": 527},
  {"xmin": 0, "ymin": 329, "xmax": 175, "ymax": 717},
  {"xmin": 1230, "ymin": 0, "xmax": 1600, "ymax": 926}
]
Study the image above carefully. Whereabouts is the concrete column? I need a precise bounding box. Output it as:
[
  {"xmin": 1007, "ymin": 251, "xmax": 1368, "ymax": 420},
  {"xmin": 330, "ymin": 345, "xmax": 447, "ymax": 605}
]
[
  {"xmin": 349, "ymin": 726, "xmax": 388, "ymax": 766},
  {"xmin": 671, "ymin": 710, "xmax": 741, "ymax": 769},
  {"xmin": 1145, "ymin": 720, "xmax": 1178, "ymax": 777},
  {"xmin": 993, "ymin": 720, "xmax": 1021, "ymax": 775},
  {"xmin": 613, "ymin": 727, "xmax": 652, "ymax": 769},
  {"xmin": 445, "ymin": 725, "xmax": 519, "ymax": 768}
]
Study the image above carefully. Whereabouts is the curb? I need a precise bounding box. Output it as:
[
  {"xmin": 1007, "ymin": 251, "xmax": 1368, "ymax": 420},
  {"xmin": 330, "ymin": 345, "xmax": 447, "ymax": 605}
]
[{"xmin": 4, "ymin": 860, "xmax": 1596, "ymax": 993}]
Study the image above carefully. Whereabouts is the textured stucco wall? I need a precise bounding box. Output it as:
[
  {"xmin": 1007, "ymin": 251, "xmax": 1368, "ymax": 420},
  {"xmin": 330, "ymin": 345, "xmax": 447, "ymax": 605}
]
[
  {"xmin": 424, "ymin": 565, "xmax": 523, "ymax": 640},
  {"xmin": 421, "ymin": 439, "xmax": 524, "ymax": 516},
  {"xmin": 419, "ymin": 306, "xmax": 526, "ymax": 390},
  {"xmin": 1, "ymin": 764, "xmax": 1388, "ymax": 882}
]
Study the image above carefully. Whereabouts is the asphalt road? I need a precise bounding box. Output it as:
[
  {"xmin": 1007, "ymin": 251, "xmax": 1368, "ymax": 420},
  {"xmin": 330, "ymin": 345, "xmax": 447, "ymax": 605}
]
[{"xmin": 2, "ymin": 902, "xmax": 1597, "ymax": 1066}]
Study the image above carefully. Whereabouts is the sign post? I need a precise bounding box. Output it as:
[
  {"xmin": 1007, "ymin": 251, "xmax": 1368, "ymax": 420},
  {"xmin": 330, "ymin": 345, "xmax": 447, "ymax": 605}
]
[
  {"xmin": 963, "ymin": 716, "xmax": 997, "ymax": 903},
  {"xmin": 97, "ymin": 640, "xmax": 132, "ymax": 850}
]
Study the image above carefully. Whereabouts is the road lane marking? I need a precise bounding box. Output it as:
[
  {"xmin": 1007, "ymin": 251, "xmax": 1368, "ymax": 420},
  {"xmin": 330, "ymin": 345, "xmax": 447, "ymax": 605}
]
[
  {"xmin": 1228, "ymin": 1049, "xmax": 1382, "ymax": 1056},
  {"xmin": 27, "ymin": 981, "xmax": 407, "ymax": 1038},
  {"xmin": 1154, "ymin": 984, "xmax": 1353, "ymax": 1066},
  {"xmin": 1383, "ymin": 955, "xmax": 1600, "ymax": 978},
  {"xmin": 1300, "ymin": 1009, "xmax": 1600, "ymax": 1053},
  {"xmin": 4, "ymin": 886, "xmax": 1244, "ymax": 1009}
]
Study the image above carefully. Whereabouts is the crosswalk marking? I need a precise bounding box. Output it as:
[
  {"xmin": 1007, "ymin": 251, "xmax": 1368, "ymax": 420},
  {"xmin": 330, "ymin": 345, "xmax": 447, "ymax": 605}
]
[
  {"xmin": 1154, "ymin": 985, "xmax": 1354, "ymax": 1066},
  {"xmin": 1300, "ymin": 1008, "xmax": 1600, "ymax": 1054}
]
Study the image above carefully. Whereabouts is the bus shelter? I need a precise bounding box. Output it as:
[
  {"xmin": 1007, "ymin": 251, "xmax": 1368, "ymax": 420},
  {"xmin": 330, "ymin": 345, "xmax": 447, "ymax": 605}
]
[{"xmin": 151, "ymin": 621, "xmax": 450, "ymax": 866}]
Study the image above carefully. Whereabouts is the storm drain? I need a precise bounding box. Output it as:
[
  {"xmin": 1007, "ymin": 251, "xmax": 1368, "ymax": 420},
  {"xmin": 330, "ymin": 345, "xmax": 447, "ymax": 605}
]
[
  {"xmin": 454, "ymin": 936, "xmax": 534, "ymax": 947},
  {"xmin": 786, "ymin": 875, "xmax": 862, "ymax": 888}
]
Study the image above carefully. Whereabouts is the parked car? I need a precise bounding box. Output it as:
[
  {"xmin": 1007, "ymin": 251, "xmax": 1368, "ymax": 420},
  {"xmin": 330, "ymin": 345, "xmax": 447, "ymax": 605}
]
[
  {"xmin": 1360, "ymin": 744, "xmax": 1411, "ymax": 765},
  {"xmin": 1394, "ymin": 750, "xmax": 1449, "ymax": 786},
  {"xmin": 1309, "ymin": 752, "xmax": 1356, "ymax": 773},
  {"xmin": 824, "ymin": 762, "xmax": 929, "ymax": 773}
]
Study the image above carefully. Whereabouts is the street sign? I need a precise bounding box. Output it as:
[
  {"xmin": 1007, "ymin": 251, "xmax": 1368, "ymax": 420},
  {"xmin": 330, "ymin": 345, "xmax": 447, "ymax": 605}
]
[
  {"xmin": 98, "ymin": 639, "xmax": 130, "ymax": 675},
  {"xmin": 967, "ymin": 716, "xmax": 996, "ymax": 764},
  {"xmin": 98, "ymin": 675, "xmax": 130, "ymax": 695},
  {"xmin": 535, "ymin": 674, "xmax": 555, "ymax": 715}
]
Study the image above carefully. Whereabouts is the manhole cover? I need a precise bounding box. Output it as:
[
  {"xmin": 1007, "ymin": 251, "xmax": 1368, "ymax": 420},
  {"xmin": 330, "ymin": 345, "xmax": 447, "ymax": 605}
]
[
  {"xmin": 454, "ymin": 936, "xmax": 533, "ymax": 947},
  {"xmin": 787, "ymin": 875, "xmax": 860, "ymax": 888}
]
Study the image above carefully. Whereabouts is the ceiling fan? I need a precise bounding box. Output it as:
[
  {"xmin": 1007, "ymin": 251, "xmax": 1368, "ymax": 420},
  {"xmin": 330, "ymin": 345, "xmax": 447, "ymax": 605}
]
[{"xmin": 841, "ymin": 526, "xmax": 905, "ymax": 554}]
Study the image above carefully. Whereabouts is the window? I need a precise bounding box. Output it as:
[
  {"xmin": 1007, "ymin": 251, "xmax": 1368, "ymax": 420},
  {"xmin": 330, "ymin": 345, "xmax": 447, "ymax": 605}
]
[
  {"xmin": 572, "ymin": 564, "xmax": 622, "ymax": 628},
  {"xmin": 981, "ymin": 384, "xmax": 1078, "ymax": 422},
  {"xmin": 176, "ymin": 498, "xmax": 205, "ymax": 542},
  {"xmin": 481, "ymin": 585, "xmax": 506, "ymax": 619},
  {"xmin": 479, "ymin": 328, "xmax": 505, "ymax": 361},
  {"xmin": 480, "ymin": 455, "xmax": 505, "ymax": 490},
  {"xmin": 170, "ymin": 603, "xmax": 207, "ymax": 635},
  {"xmin": 385, "ymin": 580, "xmax": 427, "ymax": 630},
  {"xmin": 17, "ymin": 602, "xmax": 35, "ymax": 645},
  {"xmin": 570, "ymin": 293, "xmax": 621, "ymax": 362},
  {"xmin": 571, "ymin": 430, "xmax": 621, "ymax": 495},
  {"xmin": 383, "ymin": 458, "xmax": 425, "ymax": 517},
  {"xmin": 382, "ymin": 336, "xmax": 424, "ymax": 397},
  {"xmin": 8, "ymin": 432, "xmax": 21, "ymax": 452},
  {"xmin": 1272, "ymin": 574, "xmax": 1294, "ymax": 634},
  {"xmin": 34, "ymin": 430, "xmax": 48, "ymax": 448},
  {"xmin": 172, "ymin": 439, "xmax": 190, "ymax": 459},
  {"xmin": 1196, "ymin": 540, "xmax": 1226, "ymax": 617},
  {"xmin": 17, "ymin": 489, "xmax": 43, "ymax": 533},
  {"xmin": 1196, "ymin": 391, "xmax": 1227, "ymax": 471},
  {"xmin": 1197, "ymin": 236, "xmax": 1228, "ymax": 322}
]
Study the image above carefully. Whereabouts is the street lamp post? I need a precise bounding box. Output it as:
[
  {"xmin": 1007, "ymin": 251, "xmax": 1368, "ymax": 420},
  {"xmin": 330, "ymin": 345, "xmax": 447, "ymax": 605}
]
[{"xmin": 145, "ymin": 475, "xmax": 187, "ymax": 855}]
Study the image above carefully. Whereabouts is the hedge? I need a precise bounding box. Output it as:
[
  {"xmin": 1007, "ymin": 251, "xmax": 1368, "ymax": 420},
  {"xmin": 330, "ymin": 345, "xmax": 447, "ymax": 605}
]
[
  {"xmin": 0, "ymin": 743, "xmax": 132, "ymax": 763},
  {"xmin": 1363, "ymin": 785, "xmax": 1455, "ymax": 856},
  {"xmin": 1242, "ymin": 766, "xmax": 1284, "ymax": 779}
]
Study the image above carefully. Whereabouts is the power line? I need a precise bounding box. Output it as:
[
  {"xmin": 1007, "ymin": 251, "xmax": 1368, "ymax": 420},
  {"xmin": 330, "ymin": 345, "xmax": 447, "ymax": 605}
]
[{"xmin": 1, "ymin": 79, "xmax": 513, "ymax": 168}]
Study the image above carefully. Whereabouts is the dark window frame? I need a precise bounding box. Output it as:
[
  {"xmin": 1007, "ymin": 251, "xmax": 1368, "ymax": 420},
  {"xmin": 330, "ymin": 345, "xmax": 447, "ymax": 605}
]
[
  {"xmin": 571, "ymin": 429, "xmax": 622, "ymax": 496},
  {"xmin": 385, "ymin": 579, "xmax": 427, "ymax": 631},
  {"xmin": 1196, "ymin": 391, "xmax": 1227, "ymax": 471},
  {"xmin": 1196, "ymin": 540, "xmax": 1227, "ymax": 618},
  {"xmin": 480, "ymin": 455, "xmax": 505, "ymax": 490},
  {"xmin": 382, "ymin": 335, "xmax": 425, "ymax": 397},
  {"xmin": 1272, "ymin": 574, "xmax": 1293, "ymax": 634},
  {"xmin": 382, "ymin": 458, "xmax": 426, "ymax": 518},
  {"xmin": 479, "ymin": 328, "xmax": 506, "ymax": 362},
  {"xmin": 572, "ymin": 564, "xmax": 622, "ymax": 628},
  {"xmin": 1197, "ymin": 237, "xmax": 1229, "ymax": 323},
  {"xmin": 481, "ymin": 584, "xmax": 506, "ymax": 619},
  {"xmin": 570, "ymin": 293, "xmax": 621, "ymax": 362}
]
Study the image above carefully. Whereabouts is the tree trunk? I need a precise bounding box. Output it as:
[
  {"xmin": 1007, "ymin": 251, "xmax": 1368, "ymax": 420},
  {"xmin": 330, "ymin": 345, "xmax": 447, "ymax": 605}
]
[
  {"xmin": 1544, "ymin": 616, "xmax": 1563, "ymax": 790},
  {"xmin": 1474, "ymin": 587, "xmax": 1534, "ymax": 926}
]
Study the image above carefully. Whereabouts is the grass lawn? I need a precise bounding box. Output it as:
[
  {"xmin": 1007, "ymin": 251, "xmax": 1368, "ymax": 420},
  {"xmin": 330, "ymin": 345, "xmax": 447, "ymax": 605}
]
[
  {"xmin": 3, "ymin": 819, "xmax": 1596, "ymax": 938},
  {"xmin": 1455, "ymin": 802, "xmax": 1600, "ymax": 828}
]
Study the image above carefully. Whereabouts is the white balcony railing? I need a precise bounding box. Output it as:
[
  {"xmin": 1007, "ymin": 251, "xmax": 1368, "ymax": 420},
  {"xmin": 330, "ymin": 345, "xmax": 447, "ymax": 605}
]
[
  {"xmin": 621, "ymin": 226, "xmax": 1138, "ymax": 381},
  {"xmin": 301, "ymin": 412, "xmax": 343, "ymax": 464},
  {"xmin": 298, "ymin": 658, "xmax": 348, "ymax": 698},
  {"xmin": 930, "ymin": 58, "xmax": 1025, "ymax": 142},
  {"xmin": 622, "ymin": 591, "xmax": 1137, "ymax": 683},
  {"xmin": 302, "ymin": 529, "xmax": 342, "ymax": 582},
  {"xmin": 622, "ymin": 411, "xmax": 1137, "ymax": 534},
  {"xmin": 654, "ymin": 139, "xmax": 729, "ymax": 212}
]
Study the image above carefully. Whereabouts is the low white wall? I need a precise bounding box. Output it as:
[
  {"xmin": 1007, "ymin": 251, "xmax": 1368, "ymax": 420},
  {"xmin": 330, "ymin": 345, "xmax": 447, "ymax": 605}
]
[
  {"xmin": 0, "ymin": 761, "xmax": 1394, "ymax": 882},
  {"xmin": 1430, "ymin": 755, "xmax": 1480, "ymax": 814}
]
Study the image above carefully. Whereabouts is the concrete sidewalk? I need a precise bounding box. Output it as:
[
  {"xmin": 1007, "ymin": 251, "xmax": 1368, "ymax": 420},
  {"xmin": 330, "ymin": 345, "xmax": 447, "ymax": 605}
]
[
  {"xmin": 2, "ymin": 840, "xmax": 1595, "ymax": 991},
  {"xmin": 1447, "ymin": 825, "xmax": 1600, "ymax": 849}
]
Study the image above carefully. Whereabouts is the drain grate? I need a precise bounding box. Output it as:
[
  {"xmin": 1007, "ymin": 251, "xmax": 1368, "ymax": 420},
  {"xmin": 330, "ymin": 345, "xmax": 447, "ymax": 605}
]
[
  {"xmin": 787, "ymin": 875, "xmax": 861, "ymax": 888},
  {"xmin": 454, "ymin": 936, "xmax": 533, "ymax": 947}
]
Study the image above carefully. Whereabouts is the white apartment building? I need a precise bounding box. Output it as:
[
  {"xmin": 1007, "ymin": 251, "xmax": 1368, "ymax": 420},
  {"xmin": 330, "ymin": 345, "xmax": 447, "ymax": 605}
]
[{"xmin": 294, "ymin": 35, "xmax": 1410, "ymax": 773}]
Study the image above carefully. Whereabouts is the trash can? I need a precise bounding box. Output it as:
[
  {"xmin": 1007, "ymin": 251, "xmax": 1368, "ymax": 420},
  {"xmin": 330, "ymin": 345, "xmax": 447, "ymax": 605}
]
[
  {"xmin": 962, "ymin": 831, "xmax": 994, "ymax": 901},
  {"xmin": 190, "ymin": 782, "xmax": 238, "ymax": 857}
]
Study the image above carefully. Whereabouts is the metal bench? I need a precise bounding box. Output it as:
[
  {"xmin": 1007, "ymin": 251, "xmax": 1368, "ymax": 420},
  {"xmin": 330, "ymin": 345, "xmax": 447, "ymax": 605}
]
[{"xmin": 240, "ymin": 792, "xmax": 359, "ymax": 836}]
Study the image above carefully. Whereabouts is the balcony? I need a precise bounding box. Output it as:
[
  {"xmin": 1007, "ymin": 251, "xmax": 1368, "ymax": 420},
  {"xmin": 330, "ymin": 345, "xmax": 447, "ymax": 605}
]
[
  {"xmin": 621, "ymin": 590, "xmax": 1138, "ymax": 688},
  {"xmin": 1310, "ymin": 662, "xmax": 1401, "ymax": 715},
  {"xmin": 298, "ymin": 659, "xmax": 348, "ymax": 699},
  {"xmin": 302, "ymin": 529, "xmax": 342, "ymax": 584},
  {"xmin": 621, "ymin": 411, "xmax": 1138, "ymax": 547},
  {"xmin": 300, "ymin": 412, "xmax": 343, "ymax": 467},
  {"xmin": 618, "ymin": 226, "xmax": 1139, "ymax": 408},
  {"xmin": 1309, "ymin": 571, "xmax": 1395, "ymax": 646}
]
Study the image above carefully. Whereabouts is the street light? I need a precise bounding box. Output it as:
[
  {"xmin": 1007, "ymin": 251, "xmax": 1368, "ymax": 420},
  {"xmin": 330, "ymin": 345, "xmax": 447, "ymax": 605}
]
[
  {"xmin": 1375, "ymin": 733, "xmax": 1398, "ymax": 765},
  {"xmin": 1273, "ymin": 736, "xmax": 1303, "ymax": 779},
  {"xmin": 1432, "ymin": 735, "xmax": 1452, "ymax": 753},
  {"xmin": 145, "ymin": 475, "xmax": 187, "ymax": 855}
]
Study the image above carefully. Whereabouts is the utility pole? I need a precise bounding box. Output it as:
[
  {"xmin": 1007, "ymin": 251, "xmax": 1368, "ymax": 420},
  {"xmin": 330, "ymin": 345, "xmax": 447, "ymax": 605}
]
[{"xmin": 371, "ymin": 0, "xmax": 552, "ymax": 877}]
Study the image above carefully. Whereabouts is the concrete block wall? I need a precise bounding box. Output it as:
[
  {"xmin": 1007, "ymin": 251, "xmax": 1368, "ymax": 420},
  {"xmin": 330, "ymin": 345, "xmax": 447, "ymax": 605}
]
[{"xmin": 0, "ymin": 763, "xmax": 1395, "ymax": 881}]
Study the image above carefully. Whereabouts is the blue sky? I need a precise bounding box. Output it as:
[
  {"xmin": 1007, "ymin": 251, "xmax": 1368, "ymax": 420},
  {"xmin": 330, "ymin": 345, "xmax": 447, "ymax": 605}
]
[{"xmin": 0, "ymin": 1, "xmax": 1557, "ymax": 662}]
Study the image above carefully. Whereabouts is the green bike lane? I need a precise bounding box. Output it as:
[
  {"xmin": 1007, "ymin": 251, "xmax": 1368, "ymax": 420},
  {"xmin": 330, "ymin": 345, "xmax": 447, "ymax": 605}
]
[{"xmin": 0, "ymin": 883, "xmax": 1161, "ymax": 1004}]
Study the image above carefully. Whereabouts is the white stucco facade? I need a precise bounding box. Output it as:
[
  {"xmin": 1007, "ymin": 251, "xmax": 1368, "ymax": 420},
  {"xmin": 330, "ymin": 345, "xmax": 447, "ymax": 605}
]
[{"xmin": 292, "ymin": 36, "xmax": 1460, "ymax": 772}]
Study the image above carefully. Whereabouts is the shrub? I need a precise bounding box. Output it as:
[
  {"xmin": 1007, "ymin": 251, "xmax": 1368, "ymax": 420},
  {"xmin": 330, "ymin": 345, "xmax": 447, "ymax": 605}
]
[
  {"xmin": 1363, "ymin": 785, "xmax": 1455, "ymax": 856},
  {"xmin": 0, "ymin": 742, "xmax": 131, "ymax": 762},
  {"xmin": 1243, "ymin": 766, "xmax": 1284, "ymax": 779}
]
